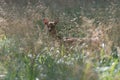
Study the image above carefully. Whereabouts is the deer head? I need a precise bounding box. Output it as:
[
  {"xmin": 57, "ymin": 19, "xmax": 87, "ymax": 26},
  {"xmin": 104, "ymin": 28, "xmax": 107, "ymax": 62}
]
[{"xmin": 43, "ymin": 18, "xmax": 59, "ymax": 35}]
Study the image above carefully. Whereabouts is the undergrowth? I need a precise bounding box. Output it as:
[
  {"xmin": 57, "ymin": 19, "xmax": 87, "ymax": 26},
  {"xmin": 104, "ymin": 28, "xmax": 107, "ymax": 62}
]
[{"xmin": 0, "ymin": 35, "xmax": 120, "ymax": 80}]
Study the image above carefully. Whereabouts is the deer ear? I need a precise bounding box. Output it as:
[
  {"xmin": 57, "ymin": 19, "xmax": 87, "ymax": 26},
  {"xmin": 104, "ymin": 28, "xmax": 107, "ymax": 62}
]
[
  {"xmin": 54, "ymin": 19, "xmax": 59, "ymax": 25},
  {"xmin": 43, "ymin": 18, "xmax": 49, "ymax": 25}
]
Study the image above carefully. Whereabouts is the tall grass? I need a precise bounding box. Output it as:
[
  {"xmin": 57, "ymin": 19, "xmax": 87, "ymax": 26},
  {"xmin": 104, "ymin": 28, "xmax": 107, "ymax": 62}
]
[
  {"xmin": 0, "ymin": 35, "xmax": 120, "ymax": 80},
  {"xmin": 0, "ymin": 0, "xmax": 120, "ymax": 80}
]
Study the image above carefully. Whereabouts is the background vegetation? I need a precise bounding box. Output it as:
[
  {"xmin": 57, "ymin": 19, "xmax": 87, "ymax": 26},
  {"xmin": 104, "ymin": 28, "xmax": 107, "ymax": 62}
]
[{"xmin": 0, "ymin": 0, "xmax": 120, "ymax": 80}]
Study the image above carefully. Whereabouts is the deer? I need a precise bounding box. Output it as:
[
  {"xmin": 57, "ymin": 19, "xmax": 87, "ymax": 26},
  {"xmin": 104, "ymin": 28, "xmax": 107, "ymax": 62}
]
[
  {"xmin": 43, "ymin": 18, "xmax": 112, "ymax": 57},
  {"xmin": 43, "ymin": 18, "xmax": 85, "ymax": 49}
]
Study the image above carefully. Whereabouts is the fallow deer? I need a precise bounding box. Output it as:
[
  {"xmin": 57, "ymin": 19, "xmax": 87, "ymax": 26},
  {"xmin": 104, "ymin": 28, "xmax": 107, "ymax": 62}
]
[
  {"xmin": 43, "ymin": 18, "xmax": 85, "ymax": 48},
  {"xmin": 43, "ymin": 18, "xmax": 112, "ymax": 56}
]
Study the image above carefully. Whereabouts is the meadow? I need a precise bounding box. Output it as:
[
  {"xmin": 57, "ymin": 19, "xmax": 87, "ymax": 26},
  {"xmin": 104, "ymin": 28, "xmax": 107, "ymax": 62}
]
[{"xmin": 0, "ymin": 0, "xmax": 120, "ymax": 80}]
